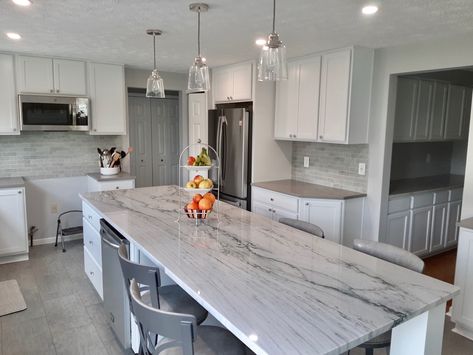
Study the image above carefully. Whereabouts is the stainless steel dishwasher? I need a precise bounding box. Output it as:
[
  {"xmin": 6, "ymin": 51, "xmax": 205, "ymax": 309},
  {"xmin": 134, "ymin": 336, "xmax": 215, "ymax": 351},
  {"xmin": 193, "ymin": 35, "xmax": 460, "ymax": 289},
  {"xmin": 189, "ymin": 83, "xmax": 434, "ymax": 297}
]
[{"xmin": 100, "ymin": 219, "xmax": 131, "ymax": 349}]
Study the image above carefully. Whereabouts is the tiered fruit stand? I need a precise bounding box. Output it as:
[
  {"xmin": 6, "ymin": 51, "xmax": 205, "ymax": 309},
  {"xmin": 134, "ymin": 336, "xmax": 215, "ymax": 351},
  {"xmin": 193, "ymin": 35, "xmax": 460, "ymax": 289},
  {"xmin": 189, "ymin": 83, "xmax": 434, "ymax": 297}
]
[{"xmin": 178, "ymin": 140, "xmax": 220, "ymax": 225}]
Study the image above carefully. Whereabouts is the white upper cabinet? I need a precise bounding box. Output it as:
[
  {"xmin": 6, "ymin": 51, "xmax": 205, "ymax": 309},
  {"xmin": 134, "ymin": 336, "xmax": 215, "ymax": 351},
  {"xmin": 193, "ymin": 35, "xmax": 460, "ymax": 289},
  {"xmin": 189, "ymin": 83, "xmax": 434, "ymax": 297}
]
[
  {"xmin": 275, "ymin": 56, "xmax": 320, "ymax": 140},
  {"xmin": 188, "ymin": 92, "xmax": 208, "ymax": 156},
  {"xmin": 444, "ymin": 84, "xmax": 467, "ymax": 140},
  {"xmin": 393, "ymin": 77, "xmax": 418, "ymax": 141},
  {"xmin": 53, "ymin": 59, "xmax": 87, "ymax": 96},
  {"xmin": 212, "ymin": 62, "xmax": 253, "ymax": 103},
  {"xmin": 0, "ymin": 54, "xmax": 19, "ymax": 135},
  {"xmin": 88, "ymin": 63, "xmax": 127, "ymax": 135},
  {"xmin": 429, "ymin": 82, "xmax": 448, "ymax": 140},
  {"xmin": 414, "ymin": 80, "xmax": 433, "ymax": 140},
  {"xmin": 16, "ymin": 56, "xmax": 54, "ymax": 94},
  {"xmin": 16, "ymin": 55, "xmax": 87, "ymax": 95}
]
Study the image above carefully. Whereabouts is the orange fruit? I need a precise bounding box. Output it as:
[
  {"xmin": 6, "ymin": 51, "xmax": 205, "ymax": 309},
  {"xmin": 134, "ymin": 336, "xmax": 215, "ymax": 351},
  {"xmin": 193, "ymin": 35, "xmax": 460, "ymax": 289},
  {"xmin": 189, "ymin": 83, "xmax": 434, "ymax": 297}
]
[
  {"xmin": 203, "ymin": 192, "xmax": 216, "ymax": 204},
  {"xmin": 193, "ymin": 194, "xmax": 203, "ymax": 203},
  {"xmin": 198, "ymin": 198, "xmax": 212, "ymax": 210},
  {"xmin": 186, "ymin": 202, "xmax": 199, "ymax": 210}
]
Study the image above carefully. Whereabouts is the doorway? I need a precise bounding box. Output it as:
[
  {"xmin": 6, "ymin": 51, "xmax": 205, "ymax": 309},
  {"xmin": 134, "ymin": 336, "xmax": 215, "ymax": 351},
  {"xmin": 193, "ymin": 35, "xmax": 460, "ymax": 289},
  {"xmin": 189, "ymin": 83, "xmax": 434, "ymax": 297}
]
[{"xmin": 128, "ymin": 89, "xmax": 180, "ymax": 187}]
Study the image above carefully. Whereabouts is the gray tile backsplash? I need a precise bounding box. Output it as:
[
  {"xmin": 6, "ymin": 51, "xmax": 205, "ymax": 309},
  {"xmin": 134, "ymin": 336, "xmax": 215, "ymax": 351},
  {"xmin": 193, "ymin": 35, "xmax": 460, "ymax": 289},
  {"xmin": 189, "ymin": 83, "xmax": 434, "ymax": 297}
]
[
  {"xmin": 292, "ymin": 142, "xmax": 369, "ymax": 193},
  {"xmin": 0, "ymin": 132, "xmax": 121, "ymax": 179}
]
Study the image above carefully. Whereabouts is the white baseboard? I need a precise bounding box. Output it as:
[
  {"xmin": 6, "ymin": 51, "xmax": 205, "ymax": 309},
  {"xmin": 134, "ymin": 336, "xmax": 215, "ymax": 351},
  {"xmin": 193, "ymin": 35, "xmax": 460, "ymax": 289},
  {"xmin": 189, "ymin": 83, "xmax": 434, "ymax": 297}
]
[
  {"xmin": 0, "ymin": 254, "xmax": 29, "ymax": 265},
  {"xmin": 33, "ymin": 234, "xmax": 83, "ymax": 246}
]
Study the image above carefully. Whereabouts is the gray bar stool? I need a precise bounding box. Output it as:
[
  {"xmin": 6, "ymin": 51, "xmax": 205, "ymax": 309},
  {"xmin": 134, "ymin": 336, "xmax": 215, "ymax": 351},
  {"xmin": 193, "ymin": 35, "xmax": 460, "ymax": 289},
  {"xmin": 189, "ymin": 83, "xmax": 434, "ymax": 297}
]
[
  {"xmin": 130, "ymin": 280, "xmax": 249, "ymax": 355},
  {"xmin": 118, "ymin": 244, "xmax": 208, "ymax": 325},
  {"xmin": 349, "ymin": 239, "xmax": 425, "ymax": 355},
  {"xmin": 279, "ymin": 218, "xmax": 324, "ymax": 238}
]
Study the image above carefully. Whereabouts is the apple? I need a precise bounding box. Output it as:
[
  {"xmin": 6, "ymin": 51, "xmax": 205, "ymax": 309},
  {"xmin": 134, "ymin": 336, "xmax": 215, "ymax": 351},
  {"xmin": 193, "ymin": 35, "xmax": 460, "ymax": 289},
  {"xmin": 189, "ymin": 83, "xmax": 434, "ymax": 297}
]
[
  {"xmin": 194, "ymin": 175, "xmax": 204, "ymax": 185},
  {"xmin": 193, "ymin": 194, "xmax": 203, "ymax": 203},
  {"xmin": 185, "ymin": 181, "xmax": 197, "ymax": 189},
  {"xmin": 198, "ymin": 198, "xmax": 212, "ymax": 210},
  {"xmin": 203, "ymin": 192, "xmax": 216, "ymax": 204},
  {"xmin": 187, "ymin": 156, "xmax": 196, "ymax": 166},
  {"xmin": 198, "ymin": 179, "xmax": 213, "ymax": 189},
  {"xmin": 186, "ymin": 202, "xmax": 199, "ymax": 210}
]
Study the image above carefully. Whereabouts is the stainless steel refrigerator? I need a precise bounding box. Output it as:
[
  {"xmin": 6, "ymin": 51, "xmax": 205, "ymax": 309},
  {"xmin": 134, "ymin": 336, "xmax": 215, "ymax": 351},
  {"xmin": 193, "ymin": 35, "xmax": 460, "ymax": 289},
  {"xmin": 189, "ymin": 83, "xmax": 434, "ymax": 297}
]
[{"xmin": 208, "ymin": 105, "xmax": 252, "ymax": 210}]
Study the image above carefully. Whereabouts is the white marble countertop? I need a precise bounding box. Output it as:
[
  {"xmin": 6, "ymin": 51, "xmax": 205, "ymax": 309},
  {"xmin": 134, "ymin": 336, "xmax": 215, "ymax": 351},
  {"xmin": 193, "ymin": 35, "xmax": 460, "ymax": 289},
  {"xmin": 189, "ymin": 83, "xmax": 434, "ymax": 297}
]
[
  {"xmin": 0, "ymin": 177, "xmax": 25, "ymax": 189},
  {"xmin": 80, "ymin": 186, "xmax": 459, "ymax": 355},
  {"xmin": 87, "ymin": 172, "xmax": 135, "ymax": 182}
]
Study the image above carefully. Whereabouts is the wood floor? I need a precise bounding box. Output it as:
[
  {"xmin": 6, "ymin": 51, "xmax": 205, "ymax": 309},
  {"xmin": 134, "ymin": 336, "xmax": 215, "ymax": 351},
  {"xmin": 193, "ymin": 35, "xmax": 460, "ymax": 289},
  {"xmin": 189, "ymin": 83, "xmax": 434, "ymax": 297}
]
[{"xmin": 423, "ymin": 248, "xmax": 457, "ymax": 284}]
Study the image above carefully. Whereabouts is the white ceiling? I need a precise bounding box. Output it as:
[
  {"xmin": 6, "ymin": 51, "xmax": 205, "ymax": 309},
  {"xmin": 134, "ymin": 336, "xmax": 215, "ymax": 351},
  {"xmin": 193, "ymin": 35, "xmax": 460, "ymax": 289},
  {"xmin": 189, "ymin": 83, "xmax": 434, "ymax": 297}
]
[{"xmin": 1, "ymin": 0, "xmax": 473, "ymax": 73}]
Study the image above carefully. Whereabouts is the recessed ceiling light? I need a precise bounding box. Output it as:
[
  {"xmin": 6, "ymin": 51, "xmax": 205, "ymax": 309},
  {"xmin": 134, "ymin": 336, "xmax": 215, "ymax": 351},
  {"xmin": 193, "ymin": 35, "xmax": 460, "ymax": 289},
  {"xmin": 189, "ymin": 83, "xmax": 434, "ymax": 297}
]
[
  {"xmin": 12, "ymin": 0, "xmax": 32, "ymax": 6},
  {"xmin": 255, "ymin": 38, "xmax": 267, "ymax": 46},
  {"xmin": 362, "ymin": 5, "xmax": 378, "ymax": 15},
  {"xmin": 6, "ymin": 32, "xmax": 22, "ymax": 40}
]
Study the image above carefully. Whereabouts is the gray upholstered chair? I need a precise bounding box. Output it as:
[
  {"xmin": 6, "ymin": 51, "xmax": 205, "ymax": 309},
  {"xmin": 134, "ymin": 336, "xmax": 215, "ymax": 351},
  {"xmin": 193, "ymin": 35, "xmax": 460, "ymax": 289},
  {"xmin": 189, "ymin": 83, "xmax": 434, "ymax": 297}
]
[
  {"xmin": 130, "ymin": 280, "xmax": 248, "ymax": 355},
  {"xmin": 118, "ymin": 244, "xmax": 208, "ymax": 325},
  {"xmin": 279, "ymin": 218, "xmax": 324, "ymax": 238},
  {"xmin": 350, "ymin": 239, "xmax": 425, "ymax": 355}
]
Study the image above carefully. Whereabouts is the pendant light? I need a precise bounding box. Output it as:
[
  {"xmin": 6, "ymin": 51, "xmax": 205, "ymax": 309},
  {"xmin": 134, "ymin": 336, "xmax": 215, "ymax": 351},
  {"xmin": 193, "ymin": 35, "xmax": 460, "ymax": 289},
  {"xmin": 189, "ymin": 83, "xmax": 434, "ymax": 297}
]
[
  {"xmin": 145, "ymin": 29, "xmax": 165, "ymax": 98},
  {"xmin": 188, "ymin": 3, "xmax": 210, "ymax": 92},
  {"xmin": 257, "ymin": 0, "xmax": 287, "ymax": 81}
]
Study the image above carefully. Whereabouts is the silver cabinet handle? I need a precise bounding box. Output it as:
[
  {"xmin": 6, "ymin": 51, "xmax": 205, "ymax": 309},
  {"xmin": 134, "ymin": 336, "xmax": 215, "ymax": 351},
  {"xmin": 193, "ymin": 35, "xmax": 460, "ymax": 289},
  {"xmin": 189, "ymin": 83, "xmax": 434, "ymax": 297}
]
[
  {"xmin": 88, "ymin": 215, "xmax": 92, "ymax": 219},
  {"xmin": 50, "ymin": 89, "xmax": 53, "ymax": 93},
  {"xmin": 56, "ymin": 89, "xmax": 60, "ymax": 93}
]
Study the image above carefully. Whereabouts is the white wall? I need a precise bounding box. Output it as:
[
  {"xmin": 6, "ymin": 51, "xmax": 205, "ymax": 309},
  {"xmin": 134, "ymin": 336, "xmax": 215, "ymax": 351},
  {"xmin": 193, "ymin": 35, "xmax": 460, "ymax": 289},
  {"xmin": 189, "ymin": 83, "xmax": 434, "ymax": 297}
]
[
  {"xmin": 26, "ymin": 176, "xmax": 87, "ymax": 241},
  {"xmin": 252, "ymin": 80, "xmax": 292, "ymax": 182},
  {"xmin": 366, "ymin": 31, "xmax": 473, "ymax": 241}
]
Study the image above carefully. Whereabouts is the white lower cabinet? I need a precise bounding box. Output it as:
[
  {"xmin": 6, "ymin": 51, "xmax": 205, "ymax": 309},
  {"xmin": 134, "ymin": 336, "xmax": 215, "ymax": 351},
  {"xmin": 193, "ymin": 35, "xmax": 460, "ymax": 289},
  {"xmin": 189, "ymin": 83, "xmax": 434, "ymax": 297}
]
[
  {"xmin": 300, "ymin": 200, "xmax": 342, "ymax": 243},
  {"xmin": 409, "ymin": 206, "xmax": 432, "ymax": 256},
  {"xmin": 84, "ymin": 247, "xmax": 103, "ymax": 299},
  {"xmin": 430, "ymin": 203, "xmax": 448, "ymax": 253},
  {"xmin": 0, "ymin": 187, "xmax": 28, "ymax": 257},
  {"xmin": 445, "ymin": 200, "xmax": 462, "ymax": 247},
  {"xmin": 386, "ymin": 211, "xmax": 410, "ymax": 250},
  {"xmin": 251, "ymin": 188, "xmax": 299, "ymax": 221}
]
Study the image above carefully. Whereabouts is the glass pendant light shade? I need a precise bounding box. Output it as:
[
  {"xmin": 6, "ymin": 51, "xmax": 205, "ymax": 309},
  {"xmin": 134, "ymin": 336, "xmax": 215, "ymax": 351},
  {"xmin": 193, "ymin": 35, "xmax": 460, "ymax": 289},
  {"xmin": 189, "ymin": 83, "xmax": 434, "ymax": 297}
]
[
  {"xmin": 188, "ymin": 56, "xmax": 210, "ymax": 91},
  {"xmin": 145, "ymin": 29, "xmax": 165, "ymax": 98},
  {"xmin": 146, "ymin": 69, "xmax": 165, "ymax": 98},
  {"xmin": 188, "ymin": 3, "xmax": 210, "ymax": 92}
]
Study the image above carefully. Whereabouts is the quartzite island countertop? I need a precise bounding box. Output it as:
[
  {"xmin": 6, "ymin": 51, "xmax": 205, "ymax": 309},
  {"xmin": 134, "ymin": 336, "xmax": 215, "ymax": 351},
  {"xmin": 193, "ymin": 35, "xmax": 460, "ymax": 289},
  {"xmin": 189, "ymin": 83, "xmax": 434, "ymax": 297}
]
[
  {"xmin": 252, "ymin": 179, "xmax": 366, "ymax": 200},
  {"xmin": 80, "ymin": 186, "xmax": 458, "ymax": 355}
]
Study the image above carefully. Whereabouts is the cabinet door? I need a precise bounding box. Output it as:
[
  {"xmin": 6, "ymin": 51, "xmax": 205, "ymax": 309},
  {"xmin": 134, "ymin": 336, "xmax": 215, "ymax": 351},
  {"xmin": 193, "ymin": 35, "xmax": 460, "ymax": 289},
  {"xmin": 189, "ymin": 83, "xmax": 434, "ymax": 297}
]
[
  {"xmin": 318, "ymin": 49, "xmax": 351, "ymax": 143},
  {"xmin": 212, "ymin": 68, "xmax": 233, "ymax": 103},
  {"xmin": 0, "ymin": 188, "xmax": 28, "ymax": 256},
  {"xmin": 445, "ymin": 200, "xmax": 461, "ymax": 247},
  {"xmin": 296, "ymin": 57, "xmax": 321, "ymax": 140},
  {"xmin": 188, "ymin": 93, "xmax": 208, "ymax": 156},
  {"xmin": 88, "ymin": 63, "xmax": 126, "ymax": 135},
  {"xmin": 409, "ymin": 206, "xmax": 432, "ymax": 256},
  {"xmin": 232, "ymin": 63, "xmax": 253, "ymax": 101},
  {"xmin": 429, "ymin": 82, "xmax": 448, "ymax": 140},
  {"xmin": 53, "ymin": 59, "xmax": 87, "ymax": 96},
  {"xmin": 252, "ymin": 201, "xmax": 274, "ymax": 219},
  {"xmin": 0, "ymin": 54, "xmax": 19, "ymax": 135},
  {"xmin": 444, "ymin": 84, "xmax": 466, "ymax": 140},
  {"xmin": 461, "ymin": 87, "xmax": 472, "ymax": 140},
  {"xmin": 414, "ymin": 80, "xmax": 433, "ymax": 140},
  {"xmin": 394, "ymin": 78, "xmax": 418, "ymax": 142},
  {"xmin": 272, "ymin": 208, "xmax": 298, "ymax": 222},
  {"xmin": 386, "ymin": 211, "xmax": 410, "ymax": 250},
  {"xmin": 16, "ymin": 56, "xmax": 54, "ymax": 94},
  {"xmin": 274, "ymin": 62, "xmax": 299, "ymax": 139},
  {"xmin": 300, "ymin": 200, "xmax": 342, "ymax": 243},
  {"xmin": 430, "ymin": 203, "xmax": 448, "ymax": 253}
]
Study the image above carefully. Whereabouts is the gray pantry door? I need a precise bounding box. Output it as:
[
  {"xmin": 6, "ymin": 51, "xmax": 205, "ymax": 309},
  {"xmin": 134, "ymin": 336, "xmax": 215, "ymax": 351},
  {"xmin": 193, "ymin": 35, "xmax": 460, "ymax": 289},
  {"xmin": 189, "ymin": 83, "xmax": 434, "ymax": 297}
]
[{"xmin": 128, "ymin": 94, "xmax": 180, "ymax": 187}]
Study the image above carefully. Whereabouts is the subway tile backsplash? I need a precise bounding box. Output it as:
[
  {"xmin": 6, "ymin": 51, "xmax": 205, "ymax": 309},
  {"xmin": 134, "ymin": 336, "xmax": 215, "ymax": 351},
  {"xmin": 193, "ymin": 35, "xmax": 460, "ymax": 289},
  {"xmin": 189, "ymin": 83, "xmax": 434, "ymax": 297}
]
[
  {"xmin": 292, "ymin": 142, "xmax": 369, "ymax": 193},
  {"xmin": 0, "ymin": 132, "xmax": 121, "ymax": 179}
]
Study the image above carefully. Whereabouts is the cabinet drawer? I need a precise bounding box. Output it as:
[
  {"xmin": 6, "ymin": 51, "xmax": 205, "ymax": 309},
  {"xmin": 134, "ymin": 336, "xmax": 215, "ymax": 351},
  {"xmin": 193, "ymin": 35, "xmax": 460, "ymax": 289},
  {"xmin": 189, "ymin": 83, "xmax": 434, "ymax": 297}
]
[
  {"xmin": 98, "ymin": 180, "xmax": 135, "ymax": 191},
  {"xmin": 82, "ymin": 201, "xmax": 101, "ymax": 232},
  {"xmin": 83, "ymin": 218, "xmax": 102, "ymax": 266},
  {"xmin": 411, "ymin": 192, "xmax": 434, "ymax": 209},
  {"xmin": 252, "ymin": 187, "xmax": 299, "ymax": 213},
  {"xmin": 388, "ymin": 196, "xmax": 410, "ymax": 213},
  {"xmin": 84, "ymin": 247, "xmax": 103, "ymax": 300},
  {"xmin": 433, "ymin": 190, "xmax": 449, "ymax": 205},
  {"xmin": 450, "ymin": 188, "xmax": 463, "ymax": 201}
]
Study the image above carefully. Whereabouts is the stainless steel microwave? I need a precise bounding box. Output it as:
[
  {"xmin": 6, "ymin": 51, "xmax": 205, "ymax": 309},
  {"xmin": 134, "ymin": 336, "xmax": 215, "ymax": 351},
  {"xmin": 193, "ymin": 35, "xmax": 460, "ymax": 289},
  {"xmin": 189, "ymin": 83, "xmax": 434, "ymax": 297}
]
[{"xmin": 19, "ymin": 94, "xmax": 90, "ymax": 131}]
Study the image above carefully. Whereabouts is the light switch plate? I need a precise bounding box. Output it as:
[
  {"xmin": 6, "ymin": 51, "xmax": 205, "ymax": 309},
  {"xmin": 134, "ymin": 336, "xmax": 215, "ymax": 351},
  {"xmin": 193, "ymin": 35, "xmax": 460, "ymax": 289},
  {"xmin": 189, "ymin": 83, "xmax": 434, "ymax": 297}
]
[
  {"xmin": 358, "ymin": 163, "xmax": 366, "ymax": 176},
  {"xmin": 303, "ymin": 156, "xmax": 310, "ymax": 168}
]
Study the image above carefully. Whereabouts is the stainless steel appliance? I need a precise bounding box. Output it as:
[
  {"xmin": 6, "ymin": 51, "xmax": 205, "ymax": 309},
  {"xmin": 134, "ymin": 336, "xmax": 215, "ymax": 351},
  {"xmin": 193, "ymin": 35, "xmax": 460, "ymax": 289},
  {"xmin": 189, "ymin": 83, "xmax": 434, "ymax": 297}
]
[
  {"xmin": 209, "ymin": 106, "xmax": 252, "ymax": 210},
  {"xmin": 100, "ymin": 219, "xmax": 131, "ymax": 349},
  {"xmin": 19, "ymin": 94, "xmax": 89, "ymax": 131}
]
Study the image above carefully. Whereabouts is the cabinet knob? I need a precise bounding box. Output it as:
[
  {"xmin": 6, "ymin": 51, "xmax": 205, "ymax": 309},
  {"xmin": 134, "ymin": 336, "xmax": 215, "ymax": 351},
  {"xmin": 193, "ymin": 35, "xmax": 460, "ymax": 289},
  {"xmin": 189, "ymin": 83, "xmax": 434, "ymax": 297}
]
[
  {"xmin": 13, "ymin": 128, "xmax": 16, "ymax": 131},
  {"xmin": 115, "ymin": 186, "xmax": 119, "ymax": 189},
  {"xmin": 270, "ymin": 198, "xmax": 274, "ymax": 202},
  {"xmin": 293, "ymin": 134, "xmax": 297, "ymax": 138},
  {"xmin": 268, "ymin": 208, "xmax": 272, "ymax": 212},
  {"xmin": 56, "ymin": 89, "xmax": 60, "ymax": 93},
  {"xmin": 18, "ymin": 190, "xmax": 22, "ymax": 194},
  {"xmin": 319, "ymin": 135, "xmax": 323, "ymax": 139},
  {"xmin": 89, "ymin": 271, "xmax": 94, "ymax": 276},
  {"xmin": 305, "ymin": 202, "xmax": 309, "ymax": 206},
  {"xmin": 50, "ymin": 89, "xmax": 53, "ymax": 93},
  {"xmin": 89, "ymin": 240, "xmax": 93, "ymax": 245},
  {"xmin": 88, "ymin": 215, "xmax": 92, "ymax": 219},
  {"xmin": 93, "ymin": 129, "xmax": 97, "ymax": 132}
]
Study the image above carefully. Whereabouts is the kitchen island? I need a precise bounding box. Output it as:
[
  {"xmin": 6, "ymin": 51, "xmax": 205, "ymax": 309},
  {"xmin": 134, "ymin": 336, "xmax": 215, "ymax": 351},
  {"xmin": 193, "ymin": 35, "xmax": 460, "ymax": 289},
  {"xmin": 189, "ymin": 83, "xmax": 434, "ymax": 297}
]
[{"xmin": 80, "ymin": 186, "xmax": 459, "ymax": 355}]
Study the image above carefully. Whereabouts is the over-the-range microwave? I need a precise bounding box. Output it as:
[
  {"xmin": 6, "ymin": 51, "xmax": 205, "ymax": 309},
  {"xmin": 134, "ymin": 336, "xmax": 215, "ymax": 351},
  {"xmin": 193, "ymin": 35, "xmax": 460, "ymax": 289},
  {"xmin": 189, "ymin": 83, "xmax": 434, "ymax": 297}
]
[{"xmin": 19, "ymin": 94, "xmax": 90, "ymax": 131}]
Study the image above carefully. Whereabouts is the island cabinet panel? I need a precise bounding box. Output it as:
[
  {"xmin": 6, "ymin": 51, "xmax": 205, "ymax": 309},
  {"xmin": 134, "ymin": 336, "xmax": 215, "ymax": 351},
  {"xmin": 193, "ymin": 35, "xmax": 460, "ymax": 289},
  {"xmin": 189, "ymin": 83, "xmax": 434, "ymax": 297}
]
[
  {"xmin": 0, "ymin": 54, "xmax": 19, "ymax": 135},
  {"xmin": 452, "ymin": 228, "xmax": 473, "ymax": 339}
]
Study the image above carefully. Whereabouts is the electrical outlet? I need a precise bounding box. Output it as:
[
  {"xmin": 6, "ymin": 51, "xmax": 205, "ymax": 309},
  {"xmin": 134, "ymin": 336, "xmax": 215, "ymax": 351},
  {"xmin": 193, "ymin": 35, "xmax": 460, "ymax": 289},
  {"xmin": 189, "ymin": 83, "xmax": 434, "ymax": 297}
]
[
  {"xmin": 50, "ymin": 203, "xmax": 58, "ymax": 214},
  {"xmin": 358, "ymin": 163, "xmax": 366, "ymax": 176},
  {"xmin": 303, "ymin": 156, "xmax": 310, "ymax": 168}
]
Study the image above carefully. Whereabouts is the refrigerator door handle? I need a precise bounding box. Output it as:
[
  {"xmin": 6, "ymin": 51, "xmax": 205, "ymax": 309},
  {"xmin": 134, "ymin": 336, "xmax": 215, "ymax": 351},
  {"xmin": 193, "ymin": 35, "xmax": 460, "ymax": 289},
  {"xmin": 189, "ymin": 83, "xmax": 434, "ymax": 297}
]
[
  {"xmin": 241, "ymin": 111, "xmax": 249, "ymax": 197},
  {"xmin": 221, "ymin": 117, "xmax": 228, "ymax": 182}
]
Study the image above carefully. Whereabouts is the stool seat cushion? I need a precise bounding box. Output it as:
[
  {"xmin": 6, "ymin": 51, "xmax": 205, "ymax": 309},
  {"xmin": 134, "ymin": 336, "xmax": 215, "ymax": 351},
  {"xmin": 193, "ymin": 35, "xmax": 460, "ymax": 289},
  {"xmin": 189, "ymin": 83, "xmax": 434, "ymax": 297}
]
[
  {"xmin": 162, "ymin": 325, "xmax": 247, "ymax": 355},
  {"xmin": 61, "ymin": 226, "xmax": 83, "ymax": 236},
  {"xmin": 159, "ymin": 285, "xmax": 208, "ymax": 325}
]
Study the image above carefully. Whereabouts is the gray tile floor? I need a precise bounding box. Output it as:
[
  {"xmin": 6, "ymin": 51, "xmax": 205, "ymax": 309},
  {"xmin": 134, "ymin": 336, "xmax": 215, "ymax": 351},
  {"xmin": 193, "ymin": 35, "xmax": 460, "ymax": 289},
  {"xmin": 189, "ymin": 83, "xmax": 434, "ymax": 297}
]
[
  {"xmin": 0, "ymin": 240, "xmax": 472, "ymax": 355},
  {"xmin": 0, "ymin": 240, "xmax": 131, "ymax": 355}
]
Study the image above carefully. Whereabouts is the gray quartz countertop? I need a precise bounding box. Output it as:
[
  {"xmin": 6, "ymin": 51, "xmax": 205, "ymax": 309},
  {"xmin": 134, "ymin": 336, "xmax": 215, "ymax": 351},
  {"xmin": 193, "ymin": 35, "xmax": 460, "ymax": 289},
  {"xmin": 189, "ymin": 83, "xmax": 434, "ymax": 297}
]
[
  {"xmin": 87, "ymin": 172, "xmax": 135, "ymax": 182},
  {"xmin": 0, "ymin": 177, "xmax": 25, "ymax": 189},
  {"xmin": 458, "ymin": 217, "xmax": 473, "ymax": 230},
  {"xmin": 252, "ymin": 179, "xmax": 366, "ymax": 200},
  {"xmin": 80, "ymin": 185, "xmax": 457, "ymax": 355},
  {"xmin": 389, "ymin": 174, "xmax": 464, "ymax": 196}
]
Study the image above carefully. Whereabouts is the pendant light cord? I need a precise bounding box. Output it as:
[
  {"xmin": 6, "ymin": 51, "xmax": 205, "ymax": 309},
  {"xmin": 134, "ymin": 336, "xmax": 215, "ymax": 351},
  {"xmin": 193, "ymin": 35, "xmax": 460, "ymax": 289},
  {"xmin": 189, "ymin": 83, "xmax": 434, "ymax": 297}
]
[
  {"xmin": 153, "ymin": 33, "xmax": 157, "ymax": 69},
  {"xmin": 197, "ymin": 10, "xmax": 201, "ymax": 56},
  {"xmin": 272, "ymin": 0, "xmax": 276, "ymax": 33}
]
